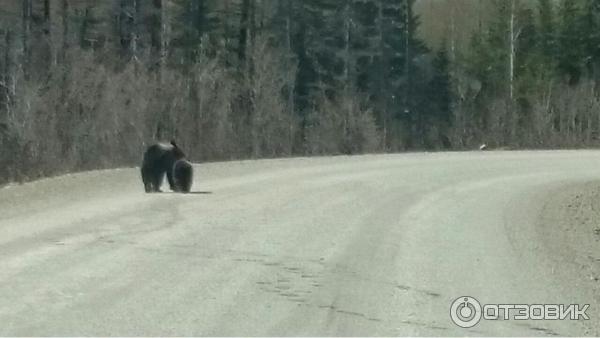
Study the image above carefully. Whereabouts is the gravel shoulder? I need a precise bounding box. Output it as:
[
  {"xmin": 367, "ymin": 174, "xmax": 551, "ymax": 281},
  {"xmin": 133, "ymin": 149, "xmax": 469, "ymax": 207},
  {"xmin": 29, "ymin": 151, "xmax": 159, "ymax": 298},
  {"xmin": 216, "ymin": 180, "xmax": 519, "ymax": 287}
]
[
  {"xmin": 536, "ymin": 181, "xmax": 600, "ymax": 328},
  {"xmin": 538, "ymin": 181, "xmax": 600, "ymax": 278}
]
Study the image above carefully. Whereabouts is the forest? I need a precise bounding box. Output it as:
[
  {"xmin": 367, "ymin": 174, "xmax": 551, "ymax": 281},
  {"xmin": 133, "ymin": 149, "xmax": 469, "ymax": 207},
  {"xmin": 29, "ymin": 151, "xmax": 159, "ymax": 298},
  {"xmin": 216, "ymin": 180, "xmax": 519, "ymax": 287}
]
[{"xmin": 1, "ymin": 0, "xmax": 600, "ymax": 184}]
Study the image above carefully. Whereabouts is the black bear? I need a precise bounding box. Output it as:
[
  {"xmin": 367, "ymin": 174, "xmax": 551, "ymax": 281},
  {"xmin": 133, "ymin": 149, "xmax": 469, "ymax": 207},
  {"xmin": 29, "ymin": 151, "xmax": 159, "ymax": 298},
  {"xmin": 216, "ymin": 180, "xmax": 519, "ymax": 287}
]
[
  {"xmin": 172, "ymin": 159, "xmax": 193, "ymax": 193},
  {"xmin": 141, "ymin": 140, "xmax": 186, "ymax": 193}
]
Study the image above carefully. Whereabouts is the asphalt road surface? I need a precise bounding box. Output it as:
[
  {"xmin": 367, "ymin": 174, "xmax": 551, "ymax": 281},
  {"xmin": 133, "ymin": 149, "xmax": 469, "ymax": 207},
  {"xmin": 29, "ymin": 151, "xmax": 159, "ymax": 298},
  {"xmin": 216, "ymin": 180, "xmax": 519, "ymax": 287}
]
[{"xmin": 1, "ymin": 151, "xmax": 600, "ymax": 336}]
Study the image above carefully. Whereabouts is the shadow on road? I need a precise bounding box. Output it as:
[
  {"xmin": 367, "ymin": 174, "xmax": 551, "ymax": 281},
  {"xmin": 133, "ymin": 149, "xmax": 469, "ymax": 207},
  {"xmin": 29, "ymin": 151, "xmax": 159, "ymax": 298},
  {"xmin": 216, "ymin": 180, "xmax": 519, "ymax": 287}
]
[
  {"xmin": 187, "ymin": 191, "xmax": 213, "ymax": 195},
  {"xmin": 157, "ymin": 191, "xmax": 214, "ymax": 195}
]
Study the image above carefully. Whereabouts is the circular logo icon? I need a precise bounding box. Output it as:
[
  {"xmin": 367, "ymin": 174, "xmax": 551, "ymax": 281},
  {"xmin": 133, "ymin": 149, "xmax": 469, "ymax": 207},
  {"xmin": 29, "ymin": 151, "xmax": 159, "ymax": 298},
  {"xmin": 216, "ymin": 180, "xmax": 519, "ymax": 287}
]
[{"xmin": 450, "ymin": 296, "xmax": 482, "ymax": 328}]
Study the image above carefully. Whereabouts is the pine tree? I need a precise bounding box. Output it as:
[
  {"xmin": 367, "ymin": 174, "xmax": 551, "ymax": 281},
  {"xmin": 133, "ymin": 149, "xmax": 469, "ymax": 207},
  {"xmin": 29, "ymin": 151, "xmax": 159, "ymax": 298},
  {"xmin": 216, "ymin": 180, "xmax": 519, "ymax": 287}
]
[
  {"xmin": 581, "ymin": 0, "xmax": 600, "ymax": 81},
  {"xmin": 484, "ymin": 0, "xmax": 511, "ymax": 96},
  {"xmin": 513, "ymin": 6, "xmax": 540, "ymax": 98},
  {"xmin": 169, "ymin": 0, "xmax": 220, "ymax": 64},
  {"xmin": 79, "ymin": 2, "xmax": 111, "ymax": 50},
  {"xmin": 425, "ymin": 46, "xmax": 452, "ymax": 148},
  {"xmin": 557, "ymin": 0, "xmax": 584, "ymax": 84},
  {"xmin": 537, "ymin": 0, "xmax": 556, "ymax": 72}
]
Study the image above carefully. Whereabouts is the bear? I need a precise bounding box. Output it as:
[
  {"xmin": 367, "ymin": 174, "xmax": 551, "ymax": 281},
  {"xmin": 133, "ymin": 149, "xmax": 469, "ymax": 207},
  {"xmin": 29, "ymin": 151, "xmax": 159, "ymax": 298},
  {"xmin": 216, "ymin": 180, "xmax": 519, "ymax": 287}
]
[
  {"xmin": 141, "ymin": 140, "xmax": 186, "ymax": 193},
  {"xmin": 172, "ymin": 159, "xmax": 193, "ymax": 193}
]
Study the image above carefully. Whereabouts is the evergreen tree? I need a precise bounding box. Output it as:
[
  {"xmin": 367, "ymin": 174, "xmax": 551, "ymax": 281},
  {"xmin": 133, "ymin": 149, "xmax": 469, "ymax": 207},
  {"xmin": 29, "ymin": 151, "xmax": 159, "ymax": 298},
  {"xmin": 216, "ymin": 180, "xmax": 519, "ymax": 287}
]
[
  {"xmin": 169, "ymin": 0, "xmax": 220, "ymax": 64},
  {"xmin": 557, "ymin": 0, "xmax": 584, "ymax": 84},
  {"xmin": 537, "ymin": 0, "xmax": 557, "ymax": 72},
  {"xmin": 581, "ymin": 0, "xmax": 600, "ymax": 81},
  {"xmin": 484, "ymin": 0, "xmax": 511, "ymax": 96},
  {"xmin": 424, "ymin": 46, "xmax": 452, "ymax": 148}
]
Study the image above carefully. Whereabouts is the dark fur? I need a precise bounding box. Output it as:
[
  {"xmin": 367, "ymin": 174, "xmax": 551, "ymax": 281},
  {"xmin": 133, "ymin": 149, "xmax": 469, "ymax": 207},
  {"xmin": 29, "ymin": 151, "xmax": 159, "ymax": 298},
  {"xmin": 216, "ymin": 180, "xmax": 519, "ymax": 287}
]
[
  {"xmin": 172, "ymin": 159, "xmax": 193, "ymax": 193},
  {"xmin": 141, "ymin": 140, "xmax": 186, "ymax": 193}
]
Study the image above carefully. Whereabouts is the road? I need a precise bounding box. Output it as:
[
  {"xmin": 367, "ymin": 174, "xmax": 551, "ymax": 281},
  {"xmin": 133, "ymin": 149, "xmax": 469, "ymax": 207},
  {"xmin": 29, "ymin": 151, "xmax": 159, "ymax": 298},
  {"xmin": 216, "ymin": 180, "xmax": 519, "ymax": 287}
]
[{"xmin": 1, "ymin": 151, "xmax": 599, "ymax": 336}]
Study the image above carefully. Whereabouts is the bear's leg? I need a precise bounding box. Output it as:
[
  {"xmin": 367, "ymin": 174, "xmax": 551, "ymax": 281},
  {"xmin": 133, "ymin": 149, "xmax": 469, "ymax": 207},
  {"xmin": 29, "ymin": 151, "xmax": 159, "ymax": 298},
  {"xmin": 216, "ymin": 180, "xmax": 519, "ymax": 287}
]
[
  {"xmin": 151, "ymin": 169, "xmax": 164, "ymax": 192},
  {"xmin": 144, "ymin": 181, "xmax": 153, "ymax": 193},
  {"xmin": 141, "ymin": 167, "xmax": 154, "ymax": 193},
  {"xmin": 166, "ymin": 169, "xmax": 177, "ymax": 192}
]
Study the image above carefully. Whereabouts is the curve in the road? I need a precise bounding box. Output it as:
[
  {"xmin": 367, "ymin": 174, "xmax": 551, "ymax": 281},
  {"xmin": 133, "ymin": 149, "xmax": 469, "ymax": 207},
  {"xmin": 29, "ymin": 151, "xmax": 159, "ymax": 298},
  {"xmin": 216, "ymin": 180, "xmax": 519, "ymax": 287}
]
[{"xmin": 0, "ymin": 151, "xmax": 598, "ymax": 336}]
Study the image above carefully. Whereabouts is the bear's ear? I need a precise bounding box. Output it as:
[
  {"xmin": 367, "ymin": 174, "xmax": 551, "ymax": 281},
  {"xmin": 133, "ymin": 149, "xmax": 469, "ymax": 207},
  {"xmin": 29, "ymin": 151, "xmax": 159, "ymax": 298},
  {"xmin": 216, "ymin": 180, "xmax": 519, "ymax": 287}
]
[{"xmin": 170, "ymin": 140, "xmax": 178, "ymax": 148}]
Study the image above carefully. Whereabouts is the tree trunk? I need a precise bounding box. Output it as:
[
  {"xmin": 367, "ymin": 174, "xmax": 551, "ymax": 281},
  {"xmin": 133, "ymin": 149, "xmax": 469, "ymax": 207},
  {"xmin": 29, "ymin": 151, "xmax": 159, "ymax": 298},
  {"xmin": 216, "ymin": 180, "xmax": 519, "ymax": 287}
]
[
  {"xmin": 43, "ymin": 0, "xmax": 54, "ymax": 67},
  {"xmin": 404, "ymin": 0, "xmax": 414, "ymax": 147},
  {"xmin": 150, "ymin": 0, "xmax": 164, "ymax": 73},
  {"xmin": 61, "ymin": 0, "xmax": 68, "ymax": 62},
  {"xmin": 22, "ymin": 0, "xmax": 32, "ymax": 80},
  {"xmin": 1, "ymin": 30, "xmax": 14, "ymax": 113},
  {"xmin": 239, "ymin": 0, "xmax": 250, "ymax": 61},
  {"xmin": 285, "ymin": 0, "xmax": 295, "ymax": 153},
  {"xmin": 508, "ymin": 0, "xmax": 517, "ymax": 144},
  {"xmin": 377, "ymin": 0, "xmax": 387, "ymax": 150},
  {"xmin": 131, "ymin": 0, "xmax": 139, "ymax": 59},
  {"xmin": 450, "ymin": 2, "xmax": 456, "ymax": 64},
  {"xmin": 509, "ymin": 0, "xmax": 515, "ymax": 102}
]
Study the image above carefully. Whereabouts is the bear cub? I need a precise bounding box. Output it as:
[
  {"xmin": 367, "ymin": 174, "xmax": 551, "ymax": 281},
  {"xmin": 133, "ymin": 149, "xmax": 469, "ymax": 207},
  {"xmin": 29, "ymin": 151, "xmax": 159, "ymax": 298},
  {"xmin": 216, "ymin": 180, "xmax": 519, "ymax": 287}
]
[{"xmin": 172, "ymin": 159, "xmax": 193, "ymax": 193}]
